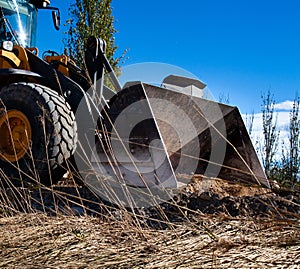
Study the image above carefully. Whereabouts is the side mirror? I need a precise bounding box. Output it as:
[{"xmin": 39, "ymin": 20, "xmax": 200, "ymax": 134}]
[
  {"xmin": 38, "ymin": 6, "xmax": 61, "ymax": 31},
  {"xmin": 52, "ymin": 9, "xmax": 60, "ymax": 30}
]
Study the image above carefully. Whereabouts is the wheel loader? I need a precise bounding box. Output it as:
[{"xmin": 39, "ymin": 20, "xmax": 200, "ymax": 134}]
[{"xmin": 0, "ymin": 0, "xmax": 268, "ymax": 207}]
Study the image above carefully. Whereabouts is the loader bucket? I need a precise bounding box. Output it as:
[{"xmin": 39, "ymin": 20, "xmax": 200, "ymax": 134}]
[
  {"xmin": 141, "ymin": 82, "xmax": 269, "ymax": 187},
  {"xmin": 85, "ymin": 80, "xmax": 268, "ymax": 207}
]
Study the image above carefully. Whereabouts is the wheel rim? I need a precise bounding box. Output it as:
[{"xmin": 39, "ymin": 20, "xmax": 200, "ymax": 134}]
[{"xmin": 0, "ymin": 110, "xmax": 32, "ymax": 162}]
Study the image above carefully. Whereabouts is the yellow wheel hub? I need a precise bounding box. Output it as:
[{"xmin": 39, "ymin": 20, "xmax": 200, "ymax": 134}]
[{"xmin": 0, "ymin": 110, "xmax": 32, "ymax": 162}]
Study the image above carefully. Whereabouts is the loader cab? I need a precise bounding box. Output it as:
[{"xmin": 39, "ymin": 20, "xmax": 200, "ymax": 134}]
[
  {"xmin": 0, "ymin": 0, "xmax": 59, "ymax": 48},
  {"xmin": 0, "ymin": 0, "xmax": 38, "ymax": 47}
]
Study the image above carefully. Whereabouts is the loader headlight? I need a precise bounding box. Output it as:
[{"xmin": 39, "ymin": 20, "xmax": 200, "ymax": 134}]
[{"xmin": 1, "ymin": 41, "xmax": 14, "ymax": 52}]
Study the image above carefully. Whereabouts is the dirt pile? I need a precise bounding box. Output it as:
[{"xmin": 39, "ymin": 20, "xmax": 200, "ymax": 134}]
[
  {"xmin": 175, "ymin": 176, "xmax": 300, "ymax": 218},
  {"xmin": 1, "ymin": 176, "xmax": 299, "ymax": 221}
]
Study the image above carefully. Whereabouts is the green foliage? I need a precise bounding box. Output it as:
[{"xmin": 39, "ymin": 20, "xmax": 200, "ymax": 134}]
[{"xmin": 64, "ymin": 0, "xmax": 120, "ymax": 69}]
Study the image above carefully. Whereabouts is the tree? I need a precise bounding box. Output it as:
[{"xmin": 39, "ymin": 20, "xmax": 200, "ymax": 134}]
[
  {"xmin": 64, "ymin": 0, "xmax": 120, "ymax": 69},
  {"xmin": 259, "ymin": 90, "xmax": 280, "ymax": 178},
  {"xmin": 218, "ymin": 93, "xmax": 230, "ymax": 104},
  {"xmin": 245, "ymin": 110, "xmax": 254, "ymax": 138},
  {"xmin": 288, "ymin": 97, "xmax": 300, "ymax": 185},
  {"xmin": 280, "ymin": 96, "xmax": 300, "ymax": 187}
]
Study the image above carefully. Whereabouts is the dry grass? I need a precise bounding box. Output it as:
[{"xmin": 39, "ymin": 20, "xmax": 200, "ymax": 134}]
[
  {"xmin": 0, "ymin": 176, "xmax": 299, "ymax": 268},
  {"xmin": 0, "ymin": 213, "xmax": 299, "ymax": 268}
]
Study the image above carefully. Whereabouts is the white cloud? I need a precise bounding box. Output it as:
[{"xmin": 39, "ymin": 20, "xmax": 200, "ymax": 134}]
[
  {"xmin": 243, "ymin": 111, "xmax": 290, "ymax": 133},
  {"xmin": 242, "ymin": 111, "xmax": 291, "ymax": 161},
  {"xmin": 274, "ymin": 100, "xmax": 294, "ymax": 111}
]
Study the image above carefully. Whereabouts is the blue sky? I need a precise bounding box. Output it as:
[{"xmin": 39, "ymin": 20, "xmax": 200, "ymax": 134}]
[{"xmin": 37, "ymin": 0, "xmax": 300, "ymax": 113}]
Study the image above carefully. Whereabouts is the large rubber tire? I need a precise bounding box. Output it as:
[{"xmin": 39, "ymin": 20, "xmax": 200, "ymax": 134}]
[{"xmin": 0, "ymin": 83, "xmax": 77, "ymax": 186}]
